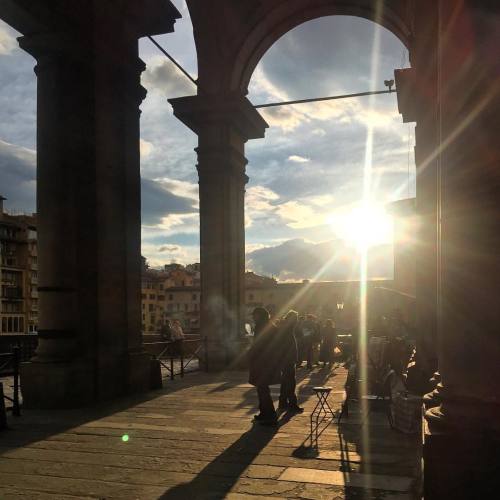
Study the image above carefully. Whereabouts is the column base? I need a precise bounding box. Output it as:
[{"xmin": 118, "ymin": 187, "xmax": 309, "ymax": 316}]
[
  {"xmin": 424, "ymin": 419, "xmax": 500, "ymax": 499},
  {"xmin": 21, "ymin": 351, "xmax": 154, "ymax": 409},
  {"xmin": 21, "ymin": 358, "xmax": 94, "ymax": 409},
  {"xmin": 94, "ymin": 350, "xmax": 153, "ymax": 401},
  {"xmin": 128, "ymin": 350, "xmax": 154, "ymax": 393}
]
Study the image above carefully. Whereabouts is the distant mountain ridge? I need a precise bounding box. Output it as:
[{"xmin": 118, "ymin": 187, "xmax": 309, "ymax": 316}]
[{"xmin": 246, "ymin": 238, "xmax": 393, "ymax": 281}]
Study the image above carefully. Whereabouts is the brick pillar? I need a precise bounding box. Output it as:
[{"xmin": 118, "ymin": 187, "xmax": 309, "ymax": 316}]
[{"xmin": 170, "ymin": 94, "xmax": 268, "ymax": 369}]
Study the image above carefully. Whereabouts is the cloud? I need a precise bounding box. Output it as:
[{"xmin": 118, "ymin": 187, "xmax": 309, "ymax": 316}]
[
  {"xmin": 0, "ymin": 24, "xmax": 17, "ymax": 55},
  {"xmin": 275, "ymin": 201, "xmax": 325, "ymax": 229},
  {"xmin": 260, "ymin": 105, "xmax": 308, "ymax": 132},
  {"xmin": 142, "ymin": 56, "xmax": 196, "ymax": 98},
  {"xmin": 246, "ymin": 238, "xmax": 393, "ymax": 281},
  {"xmin": 0, "ymin": 23, "xmax": 36, "ymax": 149},
  {"xmin": 158, "ymin": 245, "xmax": 180, "ymax": 253},
  {"xmin": 141, "ymin": 177, "xmax": 197, "ymax": 226},
  {"xmin": 311, "ymin": 128, "xmax": 327, "ymax": 137},
  {"xmin": 142, "ymin": 240, "xmax": 199, "ymax": 267},
  {"xmin": 288, "ymin": 155, "xmax": 310, "ymax": 163},
  {"xmin": 155, "ymin": 177, "xmax": 198, "ymax": 202},
  {"xmin": 0, "ymin": 139, "xmax": 36, "ymax": 212}
]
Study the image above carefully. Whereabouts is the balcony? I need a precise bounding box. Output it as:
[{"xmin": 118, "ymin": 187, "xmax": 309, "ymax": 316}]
[{"xmin": 1, "ymin": 287, "xmax": 23, "ymax": 299}]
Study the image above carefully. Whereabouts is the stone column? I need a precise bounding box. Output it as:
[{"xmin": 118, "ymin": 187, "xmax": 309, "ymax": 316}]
[
  {"xmin": 411, "ymin": 0, "xmax": 440, "ymax": 386},
  {"xmin": 170, "ymin": 94, "xmax": 268, "ymax": 369},
  {"xmin": 423, "ymin": 2, "xmax": 500, "ymax": 497},
  {"xmin": 18, "ymin": 33, "xmax": 94, "ymax": 406},
  {"xmin": 18, "ymin": 30, "xmax": 152, "ymax": 407}
]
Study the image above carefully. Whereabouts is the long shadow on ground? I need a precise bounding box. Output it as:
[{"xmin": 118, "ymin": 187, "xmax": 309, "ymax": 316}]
[{"xmin": 160, "ymin": 418, "xmax": 283, "ymax": 499}]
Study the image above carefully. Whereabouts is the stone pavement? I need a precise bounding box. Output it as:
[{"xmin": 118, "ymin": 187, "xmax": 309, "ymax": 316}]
[{"xmin": 0, "ymin": 366, "xmax": 421, "ymax": 499}]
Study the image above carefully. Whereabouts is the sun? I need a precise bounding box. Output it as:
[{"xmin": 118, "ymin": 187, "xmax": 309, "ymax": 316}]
[{"xmin": 328, "ymin": 203, "xmax": 393, "ymax": 250}]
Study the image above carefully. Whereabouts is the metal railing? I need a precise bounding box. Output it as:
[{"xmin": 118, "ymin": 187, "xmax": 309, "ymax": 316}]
[
  {"xmin": 144, "ymin": 337, "xmax": 208, "ymax": 381},
  {"xmin": 0, "ymin": 334, "xmax": 38, "ymax": 361},
  {"xmin": 0, "ymin": 346, "xmax": 21, "ymax": 416}
]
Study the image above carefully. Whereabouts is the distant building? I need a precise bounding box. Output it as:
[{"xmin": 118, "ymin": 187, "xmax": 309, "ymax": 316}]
[
  {"xmin": 140, "ymin": 207, "xmax": 418, "ymax": 336},
  {"xmin": 387, "ymin": 198, "xmax": 416, "ymax": 296},
  {"xmin": 0, "ymin": 196, "xmax": 38, "ymax": 334},
  {"xmin": 140, "ymin": 263, "xmax": 399, "ymax": 335}
]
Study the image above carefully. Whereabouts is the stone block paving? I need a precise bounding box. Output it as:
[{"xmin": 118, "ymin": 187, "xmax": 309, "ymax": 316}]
[{"xmin": 0, "ymin": 365, "xmax": 421, "ymax": 499}]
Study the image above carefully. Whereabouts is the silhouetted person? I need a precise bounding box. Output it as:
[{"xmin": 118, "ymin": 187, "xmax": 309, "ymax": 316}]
[
  {"xmin": 160, "ymin": 319, "xmax": 173, "ymax": 341},
  {"xmin": 248, "ymin": 307, "xmax": 281, "ymax": 425},
  {"xmin": 319, "ymin": 319, "xmax": 337, "ymax": 366},
  {"xmin": 295, "ymin": 315, "xmax": 305, "ymax": 367},
  {"xmin": 278, "ymin": 310, "xmax": 303, "ymax": 413},
  {"xmin": 302, "ymin": 314, "xmax": 319, "ymax": 369}
]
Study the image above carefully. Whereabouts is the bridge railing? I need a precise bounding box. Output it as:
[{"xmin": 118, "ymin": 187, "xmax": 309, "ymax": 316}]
[{"xmin": 143, "ymin": 337, "xmax": 208, "ymax": 381}]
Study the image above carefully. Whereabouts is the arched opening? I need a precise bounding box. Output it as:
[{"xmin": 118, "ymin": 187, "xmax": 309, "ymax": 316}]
[
  {"xmin": 138, "ymin": 0, "xmax": 200, "ymax": 339},
  {"xmin": 244, "ymin": 15, "xmax": 415, "ymax": 331},
  {"xmin": 230, "ymin": 2, "xmax": 411, "ymax": 93}
]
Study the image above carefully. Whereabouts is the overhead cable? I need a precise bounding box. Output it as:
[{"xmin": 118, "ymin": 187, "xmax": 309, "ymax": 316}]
[{"xmin": 147, "ymin": 36, "xmax": 198, "ymax": 87}]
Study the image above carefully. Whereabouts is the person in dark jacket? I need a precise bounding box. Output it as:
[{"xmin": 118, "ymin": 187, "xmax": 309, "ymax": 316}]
[
  {"xmin": 278, "ymin": 310, "xmax": 304, "ymax": 413},
  {"xmin": 248, "ymin": 307, "xmax": 282, "ymax": 425},
  {"xmin": 302, "ymin": 314, "xmax": 320, "ymax": 369},
  {"xmin": 319, "ymin": 319, "xmax": 337, "ymax": 366}
]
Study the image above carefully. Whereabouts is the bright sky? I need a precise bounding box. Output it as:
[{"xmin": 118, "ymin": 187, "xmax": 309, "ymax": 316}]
[{"xmin": 0, "ymin": 1, "xmax": 415, "ymax": 280}]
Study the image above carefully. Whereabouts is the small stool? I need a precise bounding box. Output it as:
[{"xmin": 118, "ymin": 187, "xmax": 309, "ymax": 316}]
[{"xmin": 310, "ymin": 386, "xmax": 336, "ymax": 447}]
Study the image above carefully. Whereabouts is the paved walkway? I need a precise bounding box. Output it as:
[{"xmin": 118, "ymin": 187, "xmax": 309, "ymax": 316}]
[{"xmin": 0, "ymin": 366, "xmax": 421, "ymax": 499}]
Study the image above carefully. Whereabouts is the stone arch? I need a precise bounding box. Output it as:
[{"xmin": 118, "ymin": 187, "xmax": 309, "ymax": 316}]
[{"xmin": 229, "ymin": 1, "xmax": 413, "ymax": 93}]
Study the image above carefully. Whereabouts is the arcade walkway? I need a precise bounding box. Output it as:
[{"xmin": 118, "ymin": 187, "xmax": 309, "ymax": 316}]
[{"xmin": 0, "ymin": 367, "xmax": 421, "ymax": 499}]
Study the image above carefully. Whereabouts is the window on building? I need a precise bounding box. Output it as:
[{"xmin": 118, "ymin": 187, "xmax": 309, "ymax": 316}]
[
  {"xmin": 192, "ymin": 294, "xmax": 197, "ymax": 301},
  {"xmin": 169, "ymin": 294, "xmax": 173, "ymax": 300},
  {"xmin": 159, "ymin": 284, "xmax": 164, "ymax": 290},
  {"xmin": 194, "ymin": 303, "xmax": 198, "ymax": 311},
  {"xmin": 167, "ymin": 304, "xmax": 173, "ymax": 312},
  {"xmin": 148, "ymin": 304, "xmax": 154, "ymax": 312},
  {"xmin": 176, "ymin": 303, "xmax": 180, "ymax": 311},
  {"xmin": 142, "ymin": 303, "xmax": 145, "ymax": 309},
  {"xmin": 184, "ymin": 303, "xmax": 189, "ymax": 311},
  {"xmin": 151, "ymin": 315, "xmax": 156, "ymax": 324},
  {"xmin": 142, "ymin": 314, "xmax": 145, "ymax": 320},
  {"xmin": 249, "ymin": 293, "xmax": 254, "ymax": 301},
  {"xmin": 141, "ymin": 294, "xmax": 146, "ymax": 299},
  {"xmin": 158, "ymin": 295, "xmax": 165, "ymax": 300},
  {"xmin": 149, "ymin": 294, "xmax": 155, "ymax": 300}
]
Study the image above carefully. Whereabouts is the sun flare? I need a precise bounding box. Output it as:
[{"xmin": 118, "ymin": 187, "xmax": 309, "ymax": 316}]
[{"xmin": 328, "ymin": 203, "xmax": 393, "ymax": 250}]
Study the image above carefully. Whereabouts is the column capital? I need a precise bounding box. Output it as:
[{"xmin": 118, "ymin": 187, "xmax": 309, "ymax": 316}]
[{"xmin": 169, "ymin": 93, "xmax": 269, "ymax": 141}]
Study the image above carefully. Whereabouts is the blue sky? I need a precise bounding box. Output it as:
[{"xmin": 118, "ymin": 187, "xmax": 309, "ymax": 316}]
[{"xmin": 0, "ymin": 1, "xmax": 414, "ymax": 279}]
